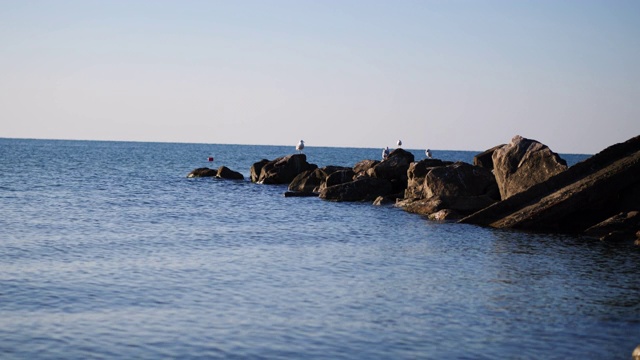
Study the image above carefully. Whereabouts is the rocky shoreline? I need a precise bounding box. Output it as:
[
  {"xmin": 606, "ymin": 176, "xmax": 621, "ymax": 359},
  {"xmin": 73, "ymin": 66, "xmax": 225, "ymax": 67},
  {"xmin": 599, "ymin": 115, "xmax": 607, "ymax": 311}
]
[{"xmin": 188, "ymin": 134, "xmax": 640, "ymax": 245}]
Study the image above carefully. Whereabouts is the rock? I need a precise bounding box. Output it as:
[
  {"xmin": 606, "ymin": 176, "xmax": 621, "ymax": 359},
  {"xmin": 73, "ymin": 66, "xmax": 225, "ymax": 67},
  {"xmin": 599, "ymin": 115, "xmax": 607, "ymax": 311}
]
[
  {"xmin": 405, "ymin": 159, "xmax": 451, "ymax": 200},
  {"xmin": 187, "ymin": 167, "xmax": 218, "ymax": 178},
  {"xmin": 584, "ymin": 211, "xmax": 640, "ymax": 240},
  {"xmin": 288, "ymin": 168, "xmax": 326, "ymax": 193},
  {"xmin": 633, "ymin": 344, "xmax": 640, "ymax": 360},
  {"xmin": 428, "ymin": 209, "xmax": 461, "ymax": 221},
  {"xmin": 320, "ymin": 169, "xmax": 355, "ymax": 190},
  {"xmin": 319, "ymin": 177, "xmax": 393, "ymax": 202},
  {"xmin": 370, "ymin": 148, "xmax": 415, "ymax": 181},
  {"xmin": 492, "ymin": 135, "xmax": 568, "ymax": 199},
  {"xmin": 373, "ymin": 194, "xmax": 402, "ymax": 206},
  {"xmin": 250, "ymin": 159, "xmax": 270, "ymax": 183},
  {"xmin": 353, "ymin": 159, "xmax": 379, "ymax": 177},
  {"xmin": 461, "ymin": 135, "xmax": 640, "ymax": 236},
  {"xmin": 257, "ymin": 154, "xmax": 318, "ymax": 185},
  {"xmin": 216, "ymin": 166, "xmax": 244, "ymax": 180},
  {"xmin": 424, "ymin": 162, "xmax": 499, "ymax": 200},
  {"xmin": 396, "ymin": 197, "xmax": 445, "ymax": 216},
  {"xmin": 473, "ymin": 144, "xmax": 505, "ymax": 170}
]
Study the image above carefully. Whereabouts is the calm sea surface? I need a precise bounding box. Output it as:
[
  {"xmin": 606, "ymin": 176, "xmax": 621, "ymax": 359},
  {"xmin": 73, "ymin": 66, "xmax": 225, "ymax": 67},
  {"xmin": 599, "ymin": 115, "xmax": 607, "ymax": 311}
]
[{"xmin": 1, "ymin": 138, "xmax": 638, "ymax": 359}]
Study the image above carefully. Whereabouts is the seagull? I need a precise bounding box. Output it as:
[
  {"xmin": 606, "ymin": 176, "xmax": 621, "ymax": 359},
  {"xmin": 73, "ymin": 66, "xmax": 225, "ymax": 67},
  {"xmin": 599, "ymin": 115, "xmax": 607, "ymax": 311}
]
[
  {"xmin": 382, "ymin": 146, "xmax": 390, "ymax": 160},
  {"xmin": 296, "ymin": 140, "xmax": 305, "ymax": 153},
  {"xmin": 397, "ymin": 140, "xmax": 402, "ymax": 147},
  {"xmin": 426, "ymin": 149, "xmax": 432, "ymax": 158}
]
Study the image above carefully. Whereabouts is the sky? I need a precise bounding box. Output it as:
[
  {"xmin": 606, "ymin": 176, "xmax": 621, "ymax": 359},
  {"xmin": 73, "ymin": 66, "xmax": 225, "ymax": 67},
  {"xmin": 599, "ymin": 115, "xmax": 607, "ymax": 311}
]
[{"xmin": 1, "ymin": 0, "xmax": 639, "ymax": 154}]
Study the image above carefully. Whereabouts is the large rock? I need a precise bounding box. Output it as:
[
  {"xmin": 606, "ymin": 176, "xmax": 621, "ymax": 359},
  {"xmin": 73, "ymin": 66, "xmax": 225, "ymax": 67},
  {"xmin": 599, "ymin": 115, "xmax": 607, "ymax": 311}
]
[
  {"xmin": 369, "ymin": 148, "xmax": 414, "ymax": 181},
  {"xmin": 319, "ymin": 177, "xmax": 393, "ymax": 202},
  {"xmin": 353, "ymin": 159, "xmax": 379, "ymax": 177},
  {"xmin": 250, "ymin": 159, "xmax": 270, "ymax": 183},
  {"xmin": 404, "ymin": 159, "xmax": 450, "ymax": 200},
  {"xmin": 187, "ymin": 167, "xmax": 218, "ymax": 178},
  {"xmin": 461, "ymin": 135, "xmax": 640, "ymax": 237},
  {"xmin": 257, "ymin": 154, "xmax": 318, "ymax": 185},
  {"xmin": 216, "ymin": 166, "xmax": 244, "ymax": 180},
  {"xmin": 492, "ymin": 135, "xmax": 568, "ymax": 199},
  {"xmin": 424, "ymin": 162, "xmax": 499, "ymax": 200},
  {"xmin": 288, "ymin": 168, "xmax": 325, "ymax": 193},
  {"xmin": 322, "ymin": 169, "xmax": 355, "ymax": 189},
  {"xmin": 288, "ymin": 166, "xmax": 352, "ymax": 193}
]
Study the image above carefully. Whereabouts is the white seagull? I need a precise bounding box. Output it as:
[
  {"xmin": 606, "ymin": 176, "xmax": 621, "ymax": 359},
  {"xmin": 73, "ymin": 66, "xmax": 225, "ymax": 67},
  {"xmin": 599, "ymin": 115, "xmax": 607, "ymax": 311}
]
[
  {"xmin": 296, "ymin": 140, "xmax": 305, "ymax": 153},
  {"xmin": 397, "ymin": 140, "xmax": 402, "ymax": 147},
  {"xmin": 426, "ymin": 149, "xmax": 432, "ymax": 158}
]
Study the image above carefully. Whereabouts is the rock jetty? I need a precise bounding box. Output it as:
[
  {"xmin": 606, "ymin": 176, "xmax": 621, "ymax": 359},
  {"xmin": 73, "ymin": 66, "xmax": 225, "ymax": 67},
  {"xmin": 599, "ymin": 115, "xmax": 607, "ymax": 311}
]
[{"xmin": 187, "ymin": 134, "xmax": 640, "ymax": 244}]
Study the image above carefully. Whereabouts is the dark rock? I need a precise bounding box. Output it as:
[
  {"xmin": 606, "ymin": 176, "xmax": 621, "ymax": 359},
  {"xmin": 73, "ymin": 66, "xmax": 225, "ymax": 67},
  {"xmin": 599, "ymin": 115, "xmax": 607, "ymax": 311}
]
[
  {"xmin": 492, "ymin": 135, "xmax": 568, "ymax": 199},
  {"xmin": 461, "ymin": 135, "xmax": 640, "ymax": 235},
  {"xmin": 319, "ymin": 177, "xmax": 393, "ymax": 202},
  {"xmin": 473, "ymin": 144, "xmax": 505, "ymax": 170},
  {"xmin": 370, "ymin": 148, "xmax": 414, "ymax": 181},
  {"xmin": 353, "ymin": 159, "xmax": 379, "ymax": 177},
  {"xmin": 396, "ymin": 197, "xmax": 444, "ymax": 216},
  {"xmin": 585, "ymin": 211, "xmax": 640, "ymax": 241},
  {"xmin": 322, "ymin": 169, "xmax": 356, "ymax": 189},
  {"xmin": 187, "ymin": 167, "xmax": 218, "ymax": 178},
  {"xmin": 288, "ymin": 168, "xmax": 326, "ymax": 192},
  {"xmin": 424, "ymin": 162, "xmax": 499, "ymax": 200},
  {"xmin": 216, "ymin": 166, "xmax": 244, "ymax": 180},
  {"xmin": 250, "ymin": 159, "xmax": 270, "ymax": 183},
  {"xmin": 404, "ymin": 159, "xmax": 451, "ymax": 200},
  {"xmin": 257, "ymin": 154, "xmax": 318, "ymax": 185},
  {"xmin": 428, "ymin": 209, "xmax": 462, "ymax": 221}
]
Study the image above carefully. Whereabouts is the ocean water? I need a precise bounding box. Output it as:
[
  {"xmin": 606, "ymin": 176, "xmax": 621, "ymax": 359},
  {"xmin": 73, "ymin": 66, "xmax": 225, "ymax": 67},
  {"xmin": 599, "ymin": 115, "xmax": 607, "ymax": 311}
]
[{"xmin": 0, "ymin": 138, "xmax": 638, "ymax": 359}]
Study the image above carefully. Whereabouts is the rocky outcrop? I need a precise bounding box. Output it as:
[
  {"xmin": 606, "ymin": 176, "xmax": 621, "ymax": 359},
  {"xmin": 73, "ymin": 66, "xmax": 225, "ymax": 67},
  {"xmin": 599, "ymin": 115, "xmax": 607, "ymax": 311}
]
[
  {"xmin": 216, "ymin": 166, "xmax": 244, "ymax": 180},
  {"xmin": 256, "ymin": 154, "xmax": 317, "ymax": 185},
  {"xmin": 492, "ymin": 135, "xmax": 568, "ymax": 200},
  {"xmin": 461, "ymin": 135, "xmax": 640, "ymax": 242},
  {"xmin": 319, "ymin": 177, "xmax": 393, "ymax": 202},
  {"xmin": 187, "ymin": 167, "xmax": 218, "ymax": 178}
]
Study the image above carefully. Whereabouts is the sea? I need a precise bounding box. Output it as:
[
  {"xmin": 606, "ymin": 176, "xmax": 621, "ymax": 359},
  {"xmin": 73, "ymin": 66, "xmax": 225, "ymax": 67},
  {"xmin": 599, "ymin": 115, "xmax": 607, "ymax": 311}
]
[{"xmin": 1, "ymin": 138, "xmax": 638, "ymax": 359}]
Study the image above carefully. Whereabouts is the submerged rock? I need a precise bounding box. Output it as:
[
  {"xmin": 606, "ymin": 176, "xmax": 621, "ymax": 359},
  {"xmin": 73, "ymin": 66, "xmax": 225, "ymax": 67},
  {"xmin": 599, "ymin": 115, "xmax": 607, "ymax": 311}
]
[
  {"xmin": 187, "ymin": 167, "xmax": 218, "ymax": 178},
  {"xmin": 216, "ymin": 166, "xmax": 244, "ymax": 180}
]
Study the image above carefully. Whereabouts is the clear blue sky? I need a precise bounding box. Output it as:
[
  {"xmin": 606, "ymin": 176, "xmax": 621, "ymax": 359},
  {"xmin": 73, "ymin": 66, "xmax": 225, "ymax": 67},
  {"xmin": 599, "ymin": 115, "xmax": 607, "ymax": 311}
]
[{"xmin": 1, "ymin": 0, "xmax": 639, "ymax": 154}]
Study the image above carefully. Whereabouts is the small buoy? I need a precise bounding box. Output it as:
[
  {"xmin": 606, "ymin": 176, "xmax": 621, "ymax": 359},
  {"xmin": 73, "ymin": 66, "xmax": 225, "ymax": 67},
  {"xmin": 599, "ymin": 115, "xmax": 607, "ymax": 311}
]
[{"xmin": 208, "ymin": 157, "xmax": 214, "ymax": 162}]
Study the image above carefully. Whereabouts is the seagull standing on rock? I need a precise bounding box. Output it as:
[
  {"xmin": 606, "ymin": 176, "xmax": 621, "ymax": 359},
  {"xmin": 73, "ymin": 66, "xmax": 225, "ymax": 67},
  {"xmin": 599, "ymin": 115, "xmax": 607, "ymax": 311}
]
[
  {"xmin": 426, "ymin": 149, "xmax": 432, "ymax": 158},
  {"xmin": 397, "ymin": 140, "xmax": 402, "ymax": 148},
  {"xmin": 382, "ymin": 146, "xmax": 390, "ymax": 160},
  {"xmin": 296, "ymin": 140, "xmax": 305, "ymax": 153}
]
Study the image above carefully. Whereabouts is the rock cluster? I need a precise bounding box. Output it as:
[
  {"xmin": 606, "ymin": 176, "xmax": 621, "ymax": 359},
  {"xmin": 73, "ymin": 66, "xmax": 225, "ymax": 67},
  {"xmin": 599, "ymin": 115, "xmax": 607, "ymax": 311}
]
[
  {"xmin": 187, "ymin": 134, "xmax": 640, "ymax": 244},
  {"xmin": 461, "ymin": 135, "xmax": 640, "ymax": 243}
]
